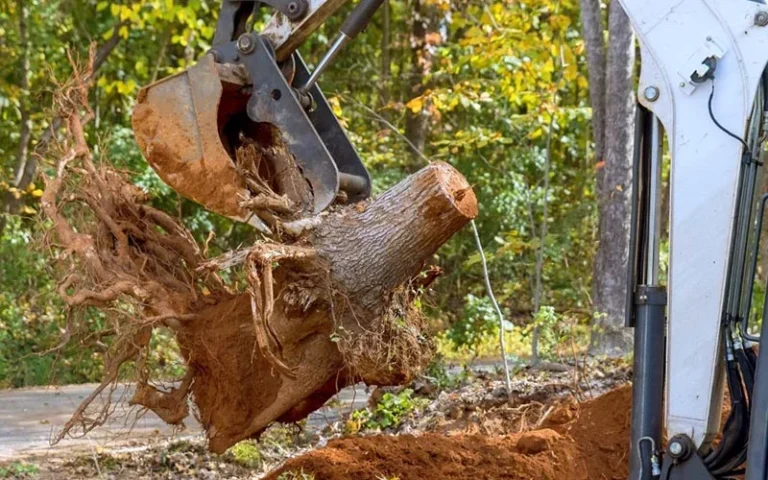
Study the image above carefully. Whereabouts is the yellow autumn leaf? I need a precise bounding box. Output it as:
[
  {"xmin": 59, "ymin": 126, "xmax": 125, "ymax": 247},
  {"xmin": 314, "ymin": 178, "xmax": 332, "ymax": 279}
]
[
  {"xmin": 328, "ymin": 96, "xmax": 344, "ymax": 117},
  {"xmin": 406, "ymin": 96, "xmax": 424, "ymax": 113},
  {"xmin": 31, "ymin": 189, "xmax": 43, "ymax": 198},
  {"xmin": 201, "ymin": 286, "xmax": 211, "ymax": 296},
  {"xmin": 528, "ymin": 127, "xmax": 544, "ymax": 140},
  {"xmin": 21, "ymin": 205, "xmax": 36, "ymax": 215}
]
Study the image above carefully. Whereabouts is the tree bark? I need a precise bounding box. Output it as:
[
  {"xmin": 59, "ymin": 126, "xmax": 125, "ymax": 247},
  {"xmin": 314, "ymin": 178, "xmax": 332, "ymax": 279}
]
[
  {"xmin": 579, "ymin": 0, "xmax": 636, "ymax": 355},
  {"xmin": 379, "ymin": 0, "xmax": 392, "ymax": 109},
  {"xmin": 0, "ymin": 1, "xmax": 32, "ymax": 235},
  {"xmin": 12, "ymin": 0, "xmax": 32, "ymax": 189},
  {"xmin": 404, "ymin": 0, "xmax": 440, "ymax": 168},
  {"xmin": 591, "ymin": 4, "xmax": 636, "ymax": 355},
  {"xmin": 184, "ymin": 162, "xmax": 477, "ymax": 452},
  {"xmin": 578, "ymin": 0, "xmax": 606, "ymax": 162}
]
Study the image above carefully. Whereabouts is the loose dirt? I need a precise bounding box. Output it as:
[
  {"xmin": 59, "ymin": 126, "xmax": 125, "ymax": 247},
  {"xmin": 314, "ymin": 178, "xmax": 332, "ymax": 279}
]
[{"xmin": 266, "ymin": 385, "xmax": 631, "ymax": 480}]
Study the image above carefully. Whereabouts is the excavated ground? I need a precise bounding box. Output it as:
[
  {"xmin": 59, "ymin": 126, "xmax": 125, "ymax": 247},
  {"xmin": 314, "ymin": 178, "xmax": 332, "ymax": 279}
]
[
  {"xmin": 2, "ymin": 365, "xmax": 633, "ymax": 479},
  {"xmin": 266, "ymin": 384, "xmax": 631, "ymax": 480}
]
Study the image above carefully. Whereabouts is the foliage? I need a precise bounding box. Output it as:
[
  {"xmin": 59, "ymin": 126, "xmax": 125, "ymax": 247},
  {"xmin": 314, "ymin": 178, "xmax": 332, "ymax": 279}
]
[
  {"xmin": 0, "ymin": 217, "xmax": 104, "ymax": 387},
  {"xmin": 524, "ymin": 305, "xmax": 564, "ymax": 360},
  {"xmin": 444, "ymin": 293, "xmax": 504, "ymax": 350},
  {"xmin": 421, "ymin": 355, "xmax": 471, "ymax": 390},
  {"xmin": 346, "ymin": 389, "xmax": 428, "ymax": 433},
  {"xmin": 229, "ymin": 440, "xmax": 262, "ymax": 468}
]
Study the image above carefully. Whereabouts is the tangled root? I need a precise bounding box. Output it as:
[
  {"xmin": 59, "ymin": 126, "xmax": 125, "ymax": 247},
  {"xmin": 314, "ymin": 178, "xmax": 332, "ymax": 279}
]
[{"xmin": 335, "ymin": 291, "xmax": 435, "ymax": 386}]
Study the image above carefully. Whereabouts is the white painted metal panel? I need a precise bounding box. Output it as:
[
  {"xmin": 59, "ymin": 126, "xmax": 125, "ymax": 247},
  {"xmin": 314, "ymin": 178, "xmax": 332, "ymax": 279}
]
[{"xmin": 619, "ymin": 0, "xmax": 768, "ymax": 446}]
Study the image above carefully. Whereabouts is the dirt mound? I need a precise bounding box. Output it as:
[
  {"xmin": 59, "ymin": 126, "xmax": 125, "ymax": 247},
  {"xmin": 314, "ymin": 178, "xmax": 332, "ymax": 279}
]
[{"xmin": 266, "ymin": 385, "xmax": 631, "ymax": 480}]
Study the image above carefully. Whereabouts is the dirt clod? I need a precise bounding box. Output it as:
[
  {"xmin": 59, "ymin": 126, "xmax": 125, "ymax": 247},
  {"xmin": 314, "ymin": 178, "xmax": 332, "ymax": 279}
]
[{"xmin": 515, "ymin": 429, "xmax": 561, "ymax": 454}]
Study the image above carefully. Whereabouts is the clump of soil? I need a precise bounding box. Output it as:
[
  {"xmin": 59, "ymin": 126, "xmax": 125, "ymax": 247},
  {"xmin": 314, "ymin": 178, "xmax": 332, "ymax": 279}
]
[{"xmin": 266, "ymin": 385, "xmax": 631, "ymax": 480}]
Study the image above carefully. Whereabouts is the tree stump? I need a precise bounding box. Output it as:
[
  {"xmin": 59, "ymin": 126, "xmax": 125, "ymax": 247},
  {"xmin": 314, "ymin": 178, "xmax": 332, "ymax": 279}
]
[
  {"xmin": 182, "ymin": 162, "xmax": 477, "ymax": 451},
  {"xmin": 41, "ymin": 57, "xmax": 477, "ymax": 452}
]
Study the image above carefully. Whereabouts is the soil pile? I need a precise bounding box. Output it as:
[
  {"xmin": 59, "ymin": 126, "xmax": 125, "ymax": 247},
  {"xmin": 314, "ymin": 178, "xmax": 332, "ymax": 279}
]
[{"xmin": 266, "ymin": 385, "xmax": 631, "ymax": 480}]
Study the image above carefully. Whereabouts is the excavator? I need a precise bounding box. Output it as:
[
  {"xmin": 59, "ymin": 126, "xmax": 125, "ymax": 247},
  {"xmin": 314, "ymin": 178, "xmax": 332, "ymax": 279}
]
[{"xmin": 130, "ymin": 0, "xmax": 768, "ymax": 478}]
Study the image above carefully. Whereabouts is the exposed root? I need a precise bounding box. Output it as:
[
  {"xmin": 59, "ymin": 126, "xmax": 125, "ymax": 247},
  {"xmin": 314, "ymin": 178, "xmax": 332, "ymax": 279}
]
[
  {"xmin": 235, "ymin": 141, "xmax": 309, "ymax": 232},
  {"xmin": 41, "ymin": 47, "xmax": 224, "ymax": 444},
  {"xmin": 129, "ymin": 370, "xmax": 194, "ymax": 425},
  {"xmin": 335, "ymin": 291, "xmax": 434, "ymax": 386},
  {"xmin": 244, "ymin": 243, "xmax": 317, "ymax": 378}
]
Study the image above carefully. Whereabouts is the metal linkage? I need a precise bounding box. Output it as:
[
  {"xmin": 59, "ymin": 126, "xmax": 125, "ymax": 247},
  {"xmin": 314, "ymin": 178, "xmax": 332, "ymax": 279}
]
[
  {"xmin": 299, "ymin": 0, "xmax": 386, "ymax": 93},
  {"xmin": 660, "ymin": 435, "xmax": 716, "ymax": 480}
]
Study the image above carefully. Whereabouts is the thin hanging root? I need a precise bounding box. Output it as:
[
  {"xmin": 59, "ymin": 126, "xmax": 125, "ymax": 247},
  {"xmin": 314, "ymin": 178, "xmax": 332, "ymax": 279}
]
[{"xmin": 244, "ymin": 244, "xmax": 318, "ymax": 378}]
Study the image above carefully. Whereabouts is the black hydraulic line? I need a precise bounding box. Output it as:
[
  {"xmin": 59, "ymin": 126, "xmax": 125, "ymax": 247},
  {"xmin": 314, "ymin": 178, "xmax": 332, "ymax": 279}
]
[
  {"xmin": 746, "ymin": 345, "xmax": 758, "ymax": 376},
  {"xmin": 708, "ymin": 80, "xmax": 752, "ymax": 153},
  {"xmin": 626, "ymin": 106, "xmax": 651, "ymax": 328},
  {"xmin": 722, "ymin": 160, "xmax": 750, "ymax": 322},
  {"xmin": 737, "ymin": 90, "xmax": 766, "ymax": 327},
  {"xmin": 736, "ymin": 80, "xmax": 766, "ymax": 328},
  {"xmin": 728, "ymin": 157, "xmax": 756, "ymax": 321},
  {"xmin": 736, "ymin": 160, "xmax": 760, "ymax": 314},
  {"xmin": 710, "ymin": 348, "xmax": 756, "ymax": 477},
  {"xmin": 737, "ymin": 346, "xmax": 756, "ymax": 398},
  {"xmin": 706, "ymin": 334, "xmax": 748, "ymax": 471},
  {"xmin": 763, "ymin": 71, "xmax": 768, "ymax": 110},
  {"xmin": 707, "ymin": 358, "xmax": 748, "ymax": 474}
]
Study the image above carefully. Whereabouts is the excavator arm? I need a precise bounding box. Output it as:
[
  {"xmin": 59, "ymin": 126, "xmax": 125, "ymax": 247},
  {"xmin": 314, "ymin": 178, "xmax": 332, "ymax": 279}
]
[{"xmin": 620, "ymin": 0, "xmax": 768, "ymax": 478}]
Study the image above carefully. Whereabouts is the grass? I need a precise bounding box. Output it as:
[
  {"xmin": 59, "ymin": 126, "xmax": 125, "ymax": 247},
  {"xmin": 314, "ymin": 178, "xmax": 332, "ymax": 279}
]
[
  {"xmin": 229, "ymin": 440, "xmax": 262, "ymax": 468},
  {"xmin": 434, "ymin": 329, "xmax": 530, "ymax": 362},
  {"xmin": 0, "ymin": 462, "xmax": 39, "ymax": 478},
  {"xmin": 276, "ymin": 470, "xmax": 315, "ymax": 480}
]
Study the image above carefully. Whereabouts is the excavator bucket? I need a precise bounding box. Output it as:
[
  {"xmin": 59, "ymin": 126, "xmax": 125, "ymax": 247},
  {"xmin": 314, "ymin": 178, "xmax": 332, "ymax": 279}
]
[
  {"xmin": 133, "ymin": 42, "xmax": 371, "ymax": 228},
  {"xmin": 132, "ymin": 55, "xmax": 265, "ymax": 228}
]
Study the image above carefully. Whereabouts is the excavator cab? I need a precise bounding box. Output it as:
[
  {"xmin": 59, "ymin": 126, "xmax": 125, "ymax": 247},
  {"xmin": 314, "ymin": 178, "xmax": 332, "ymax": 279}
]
[{"xmin": 132, "ymin": 0, "xmax": 374, "ymax": 230}]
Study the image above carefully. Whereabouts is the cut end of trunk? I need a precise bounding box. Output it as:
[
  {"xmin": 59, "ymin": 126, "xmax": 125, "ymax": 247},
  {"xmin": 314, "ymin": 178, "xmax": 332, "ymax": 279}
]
[{"xmin": 431, "ymin": 161, "xmax": 478, "ymax": 220}]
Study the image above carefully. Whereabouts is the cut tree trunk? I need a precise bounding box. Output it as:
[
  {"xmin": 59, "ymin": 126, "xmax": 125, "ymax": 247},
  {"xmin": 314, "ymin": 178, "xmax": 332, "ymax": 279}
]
[{"xmin": 179, "ymin": 162, "xmax": 477, "ymax": 452}]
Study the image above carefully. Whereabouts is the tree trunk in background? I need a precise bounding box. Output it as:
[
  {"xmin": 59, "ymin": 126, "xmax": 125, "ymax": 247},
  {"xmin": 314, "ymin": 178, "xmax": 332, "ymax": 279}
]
[
  {"xmin": 404, "ymin": 0, "xmax": 439, "ymax": 168},
  {"xmin": 580, "ymin": 1, "xmax": 636, "ymax": 355},
  {"xmin": 379, "ymin": 0, "xmax": 391, "ymax": 110},
  {"xmin": 758, "ymin": 164, "xmax": 768, "ymax": 287},
  {"xmin": 0, "ymin": 0, "xmax": 32, "ymax": 235},
  {"xmin": 578, "ymin": 0, "xmax": 606, "ymax": 162}
]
